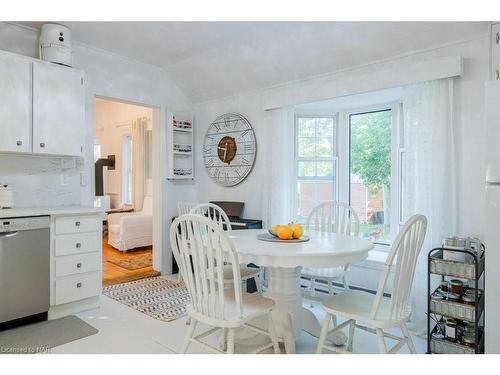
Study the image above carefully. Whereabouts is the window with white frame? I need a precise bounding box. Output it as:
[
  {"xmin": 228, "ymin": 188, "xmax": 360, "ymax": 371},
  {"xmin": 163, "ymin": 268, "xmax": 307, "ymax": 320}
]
[
  {"xmin": 122, "ymin": 135, "xmax": 133, "ymax": 205},
  {"xmin": 349, "ymin": 109, "xmax": 392, "ymax": 245},
  {"xmin": 294, "ymin": 114, "xmax": 337, "ymax": 223},
  {"xmin": 294, "ymin": 103, "xmax": 403, "ymax": 250},
  {"xmin": 93, "ymin": 139, "xmax": 101, "ymax": 163}
]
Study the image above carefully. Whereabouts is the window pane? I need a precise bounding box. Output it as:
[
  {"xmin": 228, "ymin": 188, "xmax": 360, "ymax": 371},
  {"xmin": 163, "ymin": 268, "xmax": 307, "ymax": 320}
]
[
  {"xmin": 399, "ymin": 150, "xmax": 406, "ymax": 223},
  {"xmin": 297, "ymin": 181, "xmax": 334, "ymax": 223},
  {"xmin": 349, "ymin": 110, "xmax": 392, "ymax": 245},
  {"xmin": 316, "ymin": 161, "xmax": 334, "ymax": 177},
  {"xmin": 122, "ymin": 135, "xmax": 133, "ymax": 205},
  {"xmin": 298, "ymin": 117, "xmax": 316, "ymax": 137},
  {"xmin": 298, "ymin": 137, "xmax": 316, "ymax": 158},
  {"xmin": 298, "ymin": 161, "xmax": 316, "ymax": 177},
  {"xmin": 316, "ymin": 137, "xmax": 334, "ymax": 157},
  {"xmin": 316, "ymin": 118, "xmax": 334, "ymax": 137},
  {"xmin": 93, "ymin": 143, "xmax": 101, "ymax": 163}
]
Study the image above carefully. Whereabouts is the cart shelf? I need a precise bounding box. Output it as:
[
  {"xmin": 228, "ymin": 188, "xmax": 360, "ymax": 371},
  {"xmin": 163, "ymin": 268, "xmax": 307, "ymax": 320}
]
[{"xmin": 427, "ymin": 246, "xmax": 485, "ymax": 354}]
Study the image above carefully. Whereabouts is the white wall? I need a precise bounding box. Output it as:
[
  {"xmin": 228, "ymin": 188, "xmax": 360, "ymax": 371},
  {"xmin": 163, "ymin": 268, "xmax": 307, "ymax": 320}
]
[
  {"xmin": 94, "ymin": 99, "xmax": 152, "ymax": 208},
  {"xmin": 194, "ymin": 35, "xmax": 490, "ymax": 241},
  {"xmin": 193, "ymin": 93, "xmax": 268, "ymax": 219},
  {"xmin": 0, "ymin": 154, "xmax": 83, "ymax": 207},
  {"xmin": 0, "ymin": 22, "xmax": 195, "ymax": 274}
]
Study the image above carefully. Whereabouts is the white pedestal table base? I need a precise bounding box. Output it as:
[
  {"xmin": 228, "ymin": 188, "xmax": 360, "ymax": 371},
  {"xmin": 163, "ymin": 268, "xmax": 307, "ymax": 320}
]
[{"xmin": 266, "ymin": 266, "xmax": 347, "ymax": 353}]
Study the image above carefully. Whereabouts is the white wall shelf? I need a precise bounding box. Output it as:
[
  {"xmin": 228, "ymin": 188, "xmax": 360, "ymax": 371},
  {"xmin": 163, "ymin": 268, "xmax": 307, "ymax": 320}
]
[
  {"xmin": 167, "ymin": 110, "xmax": 194, "ymax": 180},
  {"xmin": 172, "ymin": 127, "xmax": 193, "ymax": 133},
  {"xmin": 173, "ymin": 151, "xmax": 192, "ymax": 156}
]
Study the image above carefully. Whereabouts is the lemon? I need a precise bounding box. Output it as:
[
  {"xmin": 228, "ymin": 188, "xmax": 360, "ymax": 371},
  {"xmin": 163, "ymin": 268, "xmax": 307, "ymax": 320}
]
[{"xmin": 289, "ymin": 223, "xmax": 303, "ymax": 239}]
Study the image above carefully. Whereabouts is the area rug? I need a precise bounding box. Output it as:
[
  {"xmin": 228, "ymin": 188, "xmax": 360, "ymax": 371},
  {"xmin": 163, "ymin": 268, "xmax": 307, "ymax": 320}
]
[
  {"xmin": 108, "ymin": 253, "xmax": 153, "ymax": 270},
  {"xmin": 102, "ymin": 276, "xmax": 190, "ymax": 322},
  {"xmin": 0, "ymin": 315, "xmax": 98, "ymax": 354}
]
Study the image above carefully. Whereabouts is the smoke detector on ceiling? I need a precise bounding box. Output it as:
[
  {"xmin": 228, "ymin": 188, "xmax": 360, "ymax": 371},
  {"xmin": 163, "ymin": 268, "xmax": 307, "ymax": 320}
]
[{"xmin": 39, "ymin": 23, "xmax": 73, "ymax": 67}]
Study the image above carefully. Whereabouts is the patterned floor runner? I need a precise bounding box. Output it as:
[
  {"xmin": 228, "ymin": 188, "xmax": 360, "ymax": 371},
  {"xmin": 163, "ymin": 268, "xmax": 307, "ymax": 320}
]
[{"xmin": 103, "ymin": 276, "xmax": 190, "ymax": 322}]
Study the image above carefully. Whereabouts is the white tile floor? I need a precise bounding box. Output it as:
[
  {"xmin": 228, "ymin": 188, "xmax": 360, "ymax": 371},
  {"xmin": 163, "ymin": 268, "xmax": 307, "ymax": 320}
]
[{"xmin": 51, "ymin": 288, "xmax": 426, "ymax": 354}]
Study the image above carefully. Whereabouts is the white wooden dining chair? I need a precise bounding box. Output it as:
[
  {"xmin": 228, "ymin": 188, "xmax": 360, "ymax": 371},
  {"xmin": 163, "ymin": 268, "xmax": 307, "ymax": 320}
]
[
  {"xmin": 302, "ymin": 201, "xmax": 360, "ymax": 297},
  {"xmin": 175, "ymin": 202, "xmax": 199, "ymax": 282},
  {"xmin": 170, "ymin": 214, "xmax": 280, "ymax": 354},
  {"xmin": 190, "ymin": 203, "xmax": 262, "ymax": 293},
  {"xmin": 177, "ymin": 202, "xmax": 198, "ymax": 216},
  {"xmin": 316, "ymin": 214, "xmax": 427, "ymax": 354}
]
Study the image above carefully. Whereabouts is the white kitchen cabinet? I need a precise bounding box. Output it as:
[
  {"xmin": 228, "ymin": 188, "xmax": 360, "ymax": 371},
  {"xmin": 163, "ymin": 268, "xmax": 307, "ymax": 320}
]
[
  {"xmin": 493, "ymin": 23, "xmax": 500, "ymax": 81},
  {"xmin": 33, "ymin": 61, "xmax": 85, "ymax": 156},
  {"xmin": 0, "ymin": 52, "xmax": 31, "ymax": 153},
  {"xmin": 49, "ymin": 211, "xmax": 103, "ymax": 319}
]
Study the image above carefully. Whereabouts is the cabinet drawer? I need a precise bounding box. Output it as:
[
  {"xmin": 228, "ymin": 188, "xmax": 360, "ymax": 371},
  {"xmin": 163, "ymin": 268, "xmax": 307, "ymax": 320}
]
[
  {"xmin": 55, "ymin": 253, "xmax": 101, "ymax": 278},
  {"xmin": 55, "ymin": 272, "xmax": 101, "ymax": 305},
  {"xmin": 55, "ymin": 215, "xmax": 101, "ymax": 235},
  {"xmin": 55, "ymin": 232, "xmax": 101, "ymax": 256}
]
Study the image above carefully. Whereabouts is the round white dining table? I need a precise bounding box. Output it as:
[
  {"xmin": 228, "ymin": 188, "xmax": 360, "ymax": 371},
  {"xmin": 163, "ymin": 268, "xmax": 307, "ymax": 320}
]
[{"xmin": 227, "ymin": 229, "xmax": 373, "ymax": 354}]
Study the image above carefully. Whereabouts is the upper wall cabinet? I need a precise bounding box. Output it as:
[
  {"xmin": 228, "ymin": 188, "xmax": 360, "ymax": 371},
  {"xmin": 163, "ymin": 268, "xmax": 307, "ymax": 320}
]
[
  {"xmin": 33, "ymin": 61, "xmax": 85, "ymax": 156},
  {"xmin": 0, "ymin": 50, "xmax": 85, "ymax": 157},
  {"xmin": 0, "ymin": 53, "xmax": 32, "ymax": 153},
  {"xmin": 493, "ymin": 23, "xmax": 500, "ymax": 81}
]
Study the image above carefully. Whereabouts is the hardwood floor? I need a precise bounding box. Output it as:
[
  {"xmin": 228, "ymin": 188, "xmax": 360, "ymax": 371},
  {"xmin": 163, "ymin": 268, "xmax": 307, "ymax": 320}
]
[{"xmin": 102, "ymin": 235, "xmax": 160, "ymax": 287}]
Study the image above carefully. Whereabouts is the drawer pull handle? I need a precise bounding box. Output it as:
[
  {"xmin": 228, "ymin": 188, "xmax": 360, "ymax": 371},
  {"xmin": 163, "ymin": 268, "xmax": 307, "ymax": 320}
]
[
  {"xmin": 76, "ymin": 282, "xmax": 82, "ymax": 288},
  {"xmin": 16, "ymin": 140, "xmax": 22, "ymax": 146},
  {"xmin": 75, "ymin": 221, "xmax": 81, "ymax": 227},
  {"xmin": 40, "ymin": 142, "xmax": 45, "ymax": 148},
  {"xmin": 75, "ymin": 242, "xmax": 82, "ymax": 248},
  {"xmin": 76, "ymin": 263, "xmax": 82, "ymax": 268}
]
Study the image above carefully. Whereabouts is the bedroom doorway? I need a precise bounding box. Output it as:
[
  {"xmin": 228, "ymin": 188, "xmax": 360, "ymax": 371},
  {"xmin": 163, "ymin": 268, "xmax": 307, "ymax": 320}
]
[{"xmin": 93, "ymin": 97, "xmax": 160, "ymax": 286}]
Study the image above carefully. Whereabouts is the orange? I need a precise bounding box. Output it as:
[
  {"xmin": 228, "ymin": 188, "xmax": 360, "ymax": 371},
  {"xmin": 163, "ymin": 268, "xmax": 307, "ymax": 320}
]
[
  {"xmin": 271, "ymin": 224, "xmax": 281, "ymax": 232},
  {"xmin": 276, "ymin": 225, "xmax": 294, "ymax": 240}
]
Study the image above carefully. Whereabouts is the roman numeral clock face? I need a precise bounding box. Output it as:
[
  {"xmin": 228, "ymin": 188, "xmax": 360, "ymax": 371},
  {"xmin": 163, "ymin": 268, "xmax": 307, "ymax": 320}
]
[{"xmin": 203, "ymin": 113, "xmax": 256, "ymax": 187}]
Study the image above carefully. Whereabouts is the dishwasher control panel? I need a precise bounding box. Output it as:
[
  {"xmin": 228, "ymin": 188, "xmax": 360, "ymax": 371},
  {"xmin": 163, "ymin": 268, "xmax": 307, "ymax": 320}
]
[{"xmin": 0, "ymin": 216, "xmax": 50, "ymax": 232}]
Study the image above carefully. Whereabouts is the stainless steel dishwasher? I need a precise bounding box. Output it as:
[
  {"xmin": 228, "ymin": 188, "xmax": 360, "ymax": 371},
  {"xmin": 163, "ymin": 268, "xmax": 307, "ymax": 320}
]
[{"xmin": 0, "ymin": 216, "xmax": 50, "ymax": 329}]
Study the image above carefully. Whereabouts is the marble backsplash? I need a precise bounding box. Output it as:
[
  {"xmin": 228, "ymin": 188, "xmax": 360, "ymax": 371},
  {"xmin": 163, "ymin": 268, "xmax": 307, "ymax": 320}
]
[{"xmin": 0, "ymin": 154, "xmax": 83, "ymax": 208}]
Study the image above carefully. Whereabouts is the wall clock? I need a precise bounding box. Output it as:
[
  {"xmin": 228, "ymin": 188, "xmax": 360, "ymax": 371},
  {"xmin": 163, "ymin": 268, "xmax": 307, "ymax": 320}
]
[{"xmin": 203, "ymin": 113, "xmax": 256, "ymax": 187}]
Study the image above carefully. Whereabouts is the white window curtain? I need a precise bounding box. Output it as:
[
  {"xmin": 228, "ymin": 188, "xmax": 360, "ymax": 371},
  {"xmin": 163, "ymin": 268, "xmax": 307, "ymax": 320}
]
[
  {"xmin": 402, "ymin": 78, "xmax": 458, "ymax": 335},
  {"xmin": 131, "ymin": 117, "xmax": 148, "ymax": 212},
  {"xmin": 262, "ymin": 106, "xmax": 295, "ymax": 227}
]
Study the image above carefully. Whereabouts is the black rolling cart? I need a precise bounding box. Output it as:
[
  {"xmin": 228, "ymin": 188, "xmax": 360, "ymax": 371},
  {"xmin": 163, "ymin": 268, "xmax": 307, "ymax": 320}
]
[{"xmin": 427, "ymin": 246, "xmax": 485, "ymax": 354}]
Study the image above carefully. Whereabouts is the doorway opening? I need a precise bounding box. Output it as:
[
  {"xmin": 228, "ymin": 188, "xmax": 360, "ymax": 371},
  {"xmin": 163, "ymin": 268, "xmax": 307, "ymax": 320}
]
[{"xmin": 93, "ymin": 97, "xmax": 160, "ymax": 286}]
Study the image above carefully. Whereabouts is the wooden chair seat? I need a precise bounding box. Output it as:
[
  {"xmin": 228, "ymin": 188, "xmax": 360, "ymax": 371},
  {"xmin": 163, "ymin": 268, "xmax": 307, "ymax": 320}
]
[
  {"xmin": 223, "ymin": 265, "xmax": 260, "ymax": 282},
  {"xmin": 187, "ymin": 289, "xmax": 275, "ymax": 328},
  {"xmin": 321, "ymin": 290, "xmax": 410, "ymax": 329}
]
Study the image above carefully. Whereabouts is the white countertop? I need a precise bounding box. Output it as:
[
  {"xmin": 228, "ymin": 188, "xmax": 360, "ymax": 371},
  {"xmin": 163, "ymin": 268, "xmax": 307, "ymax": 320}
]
[{"xmin": 0, "ymin": 206, "xmax": 105, "ymax": 218}]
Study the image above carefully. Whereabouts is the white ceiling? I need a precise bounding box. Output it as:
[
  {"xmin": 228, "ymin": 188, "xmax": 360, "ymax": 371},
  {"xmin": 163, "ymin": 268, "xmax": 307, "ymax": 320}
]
[{"xmin": 21, "ymin": 22, "xmax": 489, "ymax": 103}]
